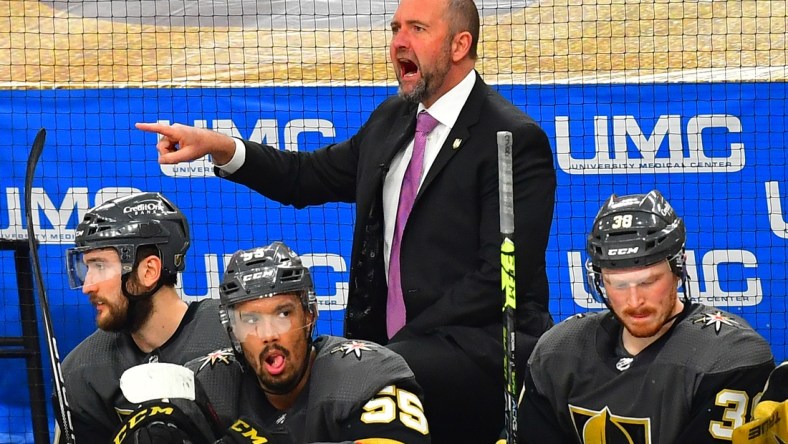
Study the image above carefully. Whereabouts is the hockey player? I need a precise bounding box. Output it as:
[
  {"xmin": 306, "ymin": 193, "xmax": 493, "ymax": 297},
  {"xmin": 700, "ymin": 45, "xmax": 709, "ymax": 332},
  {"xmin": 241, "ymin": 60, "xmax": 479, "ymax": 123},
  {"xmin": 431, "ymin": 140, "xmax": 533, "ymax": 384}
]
[
  {"xmin": 111, "ymin": 241, "xmax": 430, "ymax": 444},
  {"xmin": 517, "ymin": 190, "xmax": 774, "ymax": 443},
  {"xmin": 58, "ymin": 192, "xmax": 229, "ymax": 443}
]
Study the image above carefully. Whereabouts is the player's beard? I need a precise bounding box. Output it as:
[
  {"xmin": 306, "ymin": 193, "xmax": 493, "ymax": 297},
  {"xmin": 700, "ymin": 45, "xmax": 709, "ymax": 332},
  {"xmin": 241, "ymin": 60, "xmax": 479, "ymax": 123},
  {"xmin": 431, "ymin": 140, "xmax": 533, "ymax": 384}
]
[
  {"xmin": 94, "ymin": 294, "xmax": 154, "ymax": 333},
  {"xmin": 397, "ymin": 38, "xmax": 452, "ymax": 105},
  {"xmin": 94, "ymin": 274, "xmax": 155, "ymax": 332},
  {"xmin": 123, "ymin": 296, "xmax": 155, "ymax": 332},
  {"xmin": 121, "ymin": 272, "xmax": 157, "ymax": 331},
  {"xmin": 621, "ymin": 293, "xmax": 679, "ymax": 339},
  {"xmin": 250, "ymin": 324, "xmax": 314, "ymax": 396},
  {"xmin": 253, "ymin": 343, "xmax": 303, "ymax": 395},
  {"xmin": 93, "ymin": 293, "xmax": 129, "ymax": 332}
]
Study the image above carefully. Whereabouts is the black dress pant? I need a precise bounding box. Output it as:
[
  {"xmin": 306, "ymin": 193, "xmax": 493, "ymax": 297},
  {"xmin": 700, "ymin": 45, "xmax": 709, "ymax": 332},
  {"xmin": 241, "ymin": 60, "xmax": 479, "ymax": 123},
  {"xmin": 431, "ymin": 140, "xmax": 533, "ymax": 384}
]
[{"xmin": 387, "ymin": 332, "xmax": 505, "ymax": 444}]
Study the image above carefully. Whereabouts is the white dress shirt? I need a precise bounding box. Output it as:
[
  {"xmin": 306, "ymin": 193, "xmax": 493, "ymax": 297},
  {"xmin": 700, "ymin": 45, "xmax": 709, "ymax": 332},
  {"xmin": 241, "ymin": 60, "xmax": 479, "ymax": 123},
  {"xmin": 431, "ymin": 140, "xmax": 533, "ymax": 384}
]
[{"xmin": 381, "ymin": 71, "xmax": 476, "ymax": 276}]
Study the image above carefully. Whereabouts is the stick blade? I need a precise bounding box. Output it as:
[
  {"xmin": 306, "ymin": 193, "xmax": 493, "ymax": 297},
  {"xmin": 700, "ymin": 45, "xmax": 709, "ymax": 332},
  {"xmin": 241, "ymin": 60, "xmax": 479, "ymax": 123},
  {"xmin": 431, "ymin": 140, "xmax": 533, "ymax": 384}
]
[
  {"xmin": 28, "ymin": 128, "xmax": 47, "ymax": 168},
  {"xmin": 24, "ymin": 128, "xmax": 47, "ymax": 230}
]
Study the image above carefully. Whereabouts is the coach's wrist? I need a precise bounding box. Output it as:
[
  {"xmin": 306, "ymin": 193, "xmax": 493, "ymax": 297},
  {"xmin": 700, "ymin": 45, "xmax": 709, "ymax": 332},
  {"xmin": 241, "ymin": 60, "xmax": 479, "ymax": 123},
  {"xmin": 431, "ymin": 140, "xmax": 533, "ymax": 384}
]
[{"xmin": 214, "ymin": 138, "xmax": 246, "ymax": 174}]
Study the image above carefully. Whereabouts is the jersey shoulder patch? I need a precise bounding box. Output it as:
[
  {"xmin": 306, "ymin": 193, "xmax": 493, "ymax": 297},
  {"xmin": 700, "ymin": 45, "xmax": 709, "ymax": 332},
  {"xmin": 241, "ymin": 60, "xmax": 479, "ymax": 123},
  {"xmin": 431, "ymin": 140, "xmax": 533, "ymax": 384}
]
[
  {"xmin": 187, "ymin": 347, "xmax": 238, "ymax": 373},
  {"xmin": 328, "ymin": 339, "xmax": 381, "ymax": 361},
  {"xmin": 314, "ymin": 336, "xmax": 412, "ymax": 382},
  {"xmin": 689, "ymin": 310, "xmax": 743, "ymax": 335},
  {"xmin": 668, "ymin": 305, "xmax": 772, "ymax": 372}
]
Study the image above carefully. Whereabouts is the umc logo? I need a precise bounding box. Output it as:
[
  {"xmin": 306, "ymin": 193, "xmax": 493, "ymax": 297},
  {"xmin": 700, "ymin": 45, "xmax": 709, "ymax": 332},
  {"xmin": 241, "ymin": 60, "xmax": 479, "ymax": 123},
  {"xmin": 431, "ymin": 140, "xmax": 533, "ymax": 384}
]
[
  {"xmin": 0, "ymin": 187, "xmax": 141, "ymax": 243},
  {"xmin": 556, "ymin": 114, "xmax": 745, "ymax": 174},
  {"xmin": 155, "ymin": 119, "xmax": 337, "ymax": 178},
  {"xmin": 568, "ymin": 250, "xmax": 763, "ymax": 308}
]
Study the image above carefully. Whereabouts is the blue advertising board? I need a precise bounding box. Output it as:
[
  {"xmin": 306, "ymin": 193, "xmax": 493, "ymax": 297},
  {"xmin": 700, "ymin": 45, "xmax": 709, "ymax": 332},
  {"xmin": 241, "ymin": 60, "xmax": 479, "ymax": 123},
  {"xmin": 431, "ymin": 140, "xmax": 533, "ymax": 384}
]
[{"xmin": 1, "ymin": 82, "xmax": 787, "ymax": 439}]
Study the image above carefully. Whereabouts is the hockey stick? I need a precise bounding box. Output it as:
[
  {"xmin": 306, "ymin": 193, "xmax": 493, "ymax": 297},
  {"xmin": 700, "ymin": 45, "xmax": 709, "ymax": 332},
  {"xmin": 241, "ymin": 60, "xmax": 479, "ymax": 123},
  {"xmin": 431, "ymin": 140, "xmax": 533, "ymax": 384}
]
[
  {"xmin": 497, "ymin": 131, "xmax": 517, "ymax": 444},
  {"xmin": 24, "ymin": 128, "xmax": 76, "ymax": 444}
]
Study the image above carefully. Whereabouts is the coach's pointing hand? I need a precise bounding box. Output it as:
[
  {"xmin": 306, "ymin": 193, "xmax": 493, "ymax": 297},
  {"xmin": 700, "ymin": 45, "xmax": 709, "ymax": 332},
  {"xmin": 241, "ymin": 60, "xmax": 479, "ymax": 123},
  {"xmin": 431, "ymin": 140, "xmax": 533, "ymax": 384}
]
[{"xmin": 136, "ymin": 122, "xmax": 236, "ymax": 166}]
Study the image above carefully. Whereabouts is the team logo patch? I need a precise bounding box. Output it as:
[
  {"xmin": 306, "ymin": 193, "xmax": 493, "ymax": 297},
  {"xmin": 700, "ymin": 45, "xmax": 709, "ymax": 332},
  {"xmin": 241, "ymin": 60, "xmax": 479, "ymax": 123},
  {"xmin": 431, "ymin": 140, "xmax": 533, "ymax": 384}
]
[
  {"xmin": 569, "ymin": 405, "xmax": 652, "ymax": 444},
  {"xmin": 330, "ymin": 340, "xmax": 377, "ymax": 360},
  {"xmin": 197, "ymin": 348, "xmax": 234, "ymax": 371},
  {"xmin": 691, "ymin": 311, "xmax": 741, "ymax": 334}
]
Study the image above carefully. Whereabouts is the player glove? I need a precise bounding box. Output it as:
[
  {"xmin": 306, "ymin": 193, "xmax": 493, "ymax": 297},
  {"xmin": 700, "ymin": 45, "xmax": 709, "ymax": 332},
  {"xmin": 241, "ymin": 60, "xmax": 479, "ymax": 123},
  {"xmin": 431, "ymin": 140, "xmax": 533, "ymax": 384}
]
[
  {"xmin": 111, "ymin": 362, "xmax": 223, "ymax": 444},
  {"xmin": 111, "ymin": 398, "xmax": 216, "ymax": 444},
  {"xmin": 731, "ymin": 362, "xmax": 788, "ymax": 443}
]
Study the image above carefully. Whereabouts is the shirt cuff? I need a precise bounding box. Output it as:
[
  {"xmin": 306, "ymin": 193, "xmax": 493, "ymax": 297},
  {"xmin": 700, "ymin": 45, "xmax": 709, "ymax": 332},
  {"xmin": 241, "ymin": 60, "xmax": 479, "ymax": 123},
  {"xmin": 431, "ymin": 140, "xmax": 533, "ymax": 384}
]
[{"xmin": 215, "ymin": 138, "xmax": 246, "ymax": 175}]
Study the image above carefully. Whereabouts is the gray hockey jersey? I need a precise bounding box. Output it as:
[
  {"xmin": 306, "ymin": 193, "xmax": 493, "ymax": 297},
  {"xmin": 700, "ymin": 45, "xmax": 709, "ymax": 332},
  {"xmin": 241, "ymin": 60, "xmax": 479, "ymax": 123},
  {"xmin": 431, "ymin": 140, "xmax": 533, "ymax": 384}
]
[
  {"xmin": 519, "ymin": 303, "xmax": 774, "ymax": 444},
  {"xmin": 188, "ymin": 335, "xmax": 431, "ymax": 443},
  {"xmin": 60, "ymin": 298, "xmax": 229, "ymax": 443}
]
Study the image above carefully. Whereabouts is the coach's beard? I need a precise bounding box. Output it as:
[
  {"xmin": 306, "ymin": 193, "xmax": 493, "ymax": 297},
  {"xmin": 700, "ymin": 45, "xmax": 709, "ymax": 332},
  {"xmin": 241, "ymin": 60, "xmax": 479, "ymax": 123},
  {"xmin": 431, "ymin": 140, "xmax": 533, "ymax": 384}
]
[
  {"xmin": 397, "ymin": 59, "xmax": 448, "ymax": 105},
  {"xmin": 396, "ymin": 39, "xmax": 452, "ymax": 105},
  {"xmin": 399, "ymin": 78, "xmax": 427, "ymax": 104}
]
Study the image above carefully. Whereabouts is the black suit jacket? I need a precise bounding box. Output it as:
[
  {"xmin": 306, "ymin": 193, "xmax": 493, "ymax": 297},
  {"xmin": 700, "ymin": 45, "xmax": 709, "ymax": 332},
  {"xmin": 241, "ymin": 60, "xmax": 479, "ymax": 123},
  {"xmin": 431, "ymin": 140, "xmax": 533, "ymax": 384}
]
[{"xmin": 221, "ymin": 72, "xmax": 556, "ymax": 379}]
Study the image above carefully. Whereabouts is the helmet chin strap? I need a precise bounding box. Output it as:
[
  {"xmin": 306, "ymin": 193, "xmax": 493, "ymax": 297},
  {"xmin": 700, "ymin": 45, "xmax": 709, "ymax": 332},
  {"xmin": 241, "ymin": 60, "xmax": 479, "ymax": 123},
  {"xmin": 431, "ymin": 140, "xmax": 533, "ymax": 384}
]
[
  {"xmin": 120, "ymin": 273, "xmax": 165, "ymax": 301},
  {"xmin": 653, "ymin": 287, "xmax": 695, "ymax": 336},
  {"xmin": 117, "ymin": 273, "xmax": 164, "ymax": 333},
  {"xmin": 660, "ymin": 305, "xmax": 684, "ymax": 327},
  {"xmin": 679, "ymin": 268, "xmax": 692, "ymax": 304},
  {"xmin": 654, "ymin": 268, "xmax": 692, "ymax": 330}
]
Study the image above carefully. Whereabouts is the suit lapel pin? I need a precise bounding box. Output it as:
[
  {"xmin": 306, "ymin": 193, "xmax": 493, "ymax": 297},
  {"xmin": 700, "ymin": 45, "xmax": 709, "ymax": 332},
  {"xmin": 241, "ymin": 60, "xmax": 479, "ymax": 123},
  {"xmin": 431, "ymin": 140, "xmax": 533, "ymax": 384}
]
[{"xmin": 452, "ymin": 138, "xmax": 462, "ymax": 149}]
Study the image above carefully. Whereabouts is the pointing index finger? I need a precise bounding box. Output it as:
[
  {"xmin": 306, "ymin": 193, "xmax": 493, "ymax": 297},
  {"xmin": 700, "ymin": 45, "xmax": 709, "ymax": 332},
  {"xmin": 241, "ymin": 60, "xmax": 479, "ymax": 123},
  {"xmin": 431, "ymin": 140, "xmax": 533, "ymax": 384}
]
[{"xmin": 135, "ymin": 122, "xmax": 173, "ymax": 137}]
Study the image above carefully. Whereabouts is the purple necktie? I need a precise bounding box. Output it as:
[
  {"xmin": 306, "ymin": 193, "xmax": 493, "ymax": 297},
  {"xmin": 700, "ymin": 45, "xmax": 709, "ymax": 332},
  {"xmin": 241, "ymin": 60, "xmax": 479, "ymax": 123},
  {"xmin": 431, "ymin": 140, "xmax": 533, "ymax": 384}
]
[{"xmin": 387, "ymin": 111, "xmax": 440, "ymax": 338}]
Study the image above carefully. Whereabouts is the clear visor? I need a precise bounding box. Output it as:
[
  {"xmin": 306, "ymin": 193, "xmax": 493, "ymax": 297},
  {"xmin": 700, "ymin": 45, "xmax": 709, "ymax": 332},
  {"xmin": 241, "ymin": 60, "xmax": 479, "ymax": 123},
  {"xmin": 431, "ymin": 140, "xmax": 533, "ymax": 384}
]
[
  {"xmin": 228, "ymin": 303, "xmax": 310, "ymax": 344},
  {"xmin": 585, "ymin": 258, "xmax": 679, "ymax": 303},
  {"xmin": 65, "ymin": 246, "xmax": 128, "ymax": 289}
]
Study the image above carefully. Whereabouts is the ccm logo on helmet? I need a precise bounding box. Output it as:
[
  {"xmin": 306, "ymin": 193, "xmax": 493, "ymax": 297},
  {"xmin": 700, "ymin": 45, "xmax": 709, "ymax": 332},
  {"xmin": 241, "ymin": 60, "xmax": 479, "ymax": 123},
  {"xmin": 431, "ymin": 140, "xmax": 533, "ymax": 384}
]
[
  {"xmin": 241, "ymin": 270, "xmax": 275, "ymax": 282},
  {"xmin": 123, "ymin": 201, "xmax": 165, "ymax": 215},
  {"xmin": 608, "ymin": 247, "xmax": 639, "ymax": 256}
]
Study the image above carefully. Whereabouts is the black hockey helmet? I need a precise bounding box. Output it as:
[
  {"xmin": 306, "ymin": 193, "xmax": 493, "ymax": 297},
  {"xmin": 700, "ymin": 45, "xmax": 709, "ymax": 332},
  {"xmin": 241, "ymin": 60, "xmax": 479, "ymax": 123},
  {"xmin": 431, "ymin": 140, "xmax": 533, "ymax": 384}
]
[
  {"xmin": 585, "ymin": 190, "xmax": 687, "ymax": 303},
  {"xmin": 66, "ymin": 192, "xmax": 190, "ymax": 289},
  {"xmin": 219, "ymin": 242, "xmax": 317, "ymax": 355}
]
